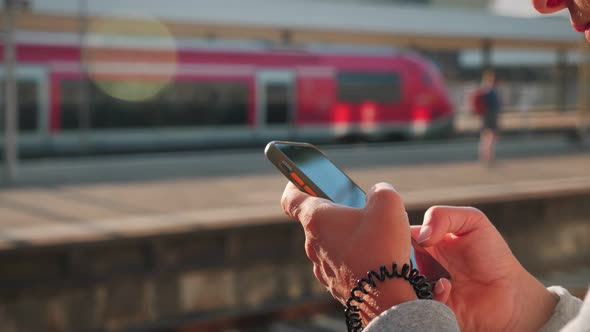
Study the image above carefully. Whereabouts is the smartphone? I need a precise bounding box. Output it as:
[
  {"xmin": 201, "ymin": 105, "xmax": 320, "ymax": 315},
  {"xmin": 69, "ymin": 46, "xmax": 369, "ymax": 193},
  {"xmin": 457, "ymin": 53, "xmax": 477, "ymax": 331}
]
[{"xmin": 265, "ymin": 141, "xmax": 450, "ymax": 282}]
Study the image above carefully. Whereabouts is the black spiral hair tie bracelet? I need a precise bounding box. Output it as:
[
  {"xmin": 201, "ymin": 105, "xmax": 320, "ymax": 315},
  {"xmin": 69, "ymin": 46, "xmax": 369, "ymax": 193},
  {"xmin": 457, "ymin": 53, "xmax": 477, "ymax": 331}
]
[{"xmin": 344, "ymin": 262, "xmax": 433, "ymax": 332}]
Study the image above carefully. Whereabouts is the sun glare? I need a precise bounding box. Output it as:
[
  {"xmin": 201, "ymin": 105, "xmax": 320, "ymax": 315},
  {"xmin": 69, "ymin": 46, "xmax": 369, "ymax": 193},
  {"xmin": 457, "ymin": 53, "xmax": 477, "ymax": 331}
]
[{"xmin": 82, "ymin": 12, "xmax": 178, "ymax": 102}]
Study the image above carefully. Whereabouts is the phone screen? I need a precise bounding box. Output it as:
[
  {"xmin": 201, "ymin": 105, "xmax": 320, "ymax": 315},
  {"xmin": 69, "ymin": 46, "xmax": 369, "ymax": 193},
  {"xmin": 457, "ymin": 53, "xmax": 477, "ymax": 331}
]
[{"xmin": 276, "ymin": 143, "xmax": 366, "ymax": 208}]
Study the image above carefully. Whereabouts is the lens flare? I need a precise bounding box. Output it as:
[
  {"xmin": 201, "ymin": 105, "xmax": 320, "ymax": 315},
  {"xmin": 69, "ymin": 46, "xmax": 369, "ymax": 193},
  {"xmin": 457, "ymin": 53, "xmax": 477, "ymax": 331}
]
[{"xmin": 82, "ymin": 12, "xmax": 177, "ymax": 102}]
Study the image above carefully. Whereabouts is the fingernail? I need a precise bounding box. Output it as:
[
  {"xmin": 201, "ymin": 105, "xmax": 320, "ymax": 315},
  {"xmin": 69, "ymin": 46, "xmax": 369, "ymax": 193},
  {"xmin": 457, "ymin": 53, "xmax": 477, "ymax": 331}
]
[
  {"xmin": 417, "ymin": 225, "xmax": 432, "ymax": 244},
  {"xmin": 378, "ymin": 182, "xmax": 395, "ymax": 190},
  {"xmin": 368, "ymin": 184, "xmax": 378, "ymax": 194},
  {"xmin": 435, "ymin": 278, "xmax": 446, "ymax": 294}
]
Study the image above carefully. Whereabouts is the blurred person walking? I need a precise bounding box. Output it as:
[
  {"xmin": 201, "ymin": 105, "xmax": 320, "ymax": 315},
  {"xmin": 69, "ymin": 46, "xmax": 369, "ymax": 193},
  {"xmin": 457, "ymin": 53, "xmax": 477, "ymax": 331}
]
[{"xmin": 471, "ymin": 70, "xmax": 502, "ymax": 167}]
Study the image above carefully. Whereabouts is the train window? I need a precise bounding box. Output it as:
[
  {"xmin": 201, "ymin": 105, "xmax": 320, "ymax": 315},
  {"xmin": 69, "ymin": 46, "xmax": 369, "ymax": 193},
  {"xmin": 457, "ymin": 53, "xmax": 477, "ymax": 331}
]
[
  {"xmin": 337, "ymin": 72, "xmax": 401, "ymax": 103},
  {"xmin": 59, "ymin": 80, "xmax": 85, "ymax": 130},
  {"xmin": 59, "ymin": 79, "xmax": 249, "ymax": 129},
  {"xmin": 0, "ymin": 80, "xmax": 39, "ymax": 132},
  {"xmin": 265, "ymin": 82, "xmax": 290, "ymax": 125}
]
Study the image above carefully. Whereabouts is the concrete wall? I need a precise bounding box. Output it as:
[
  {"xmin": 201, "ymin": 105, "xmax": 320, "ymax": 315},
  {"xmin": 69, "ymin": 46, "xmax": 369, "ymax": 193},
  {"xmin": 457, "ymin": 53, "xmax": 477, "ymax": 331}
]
[{"xmin": 0, "ymin": 192, "xmax": 589, "ymax": 332}]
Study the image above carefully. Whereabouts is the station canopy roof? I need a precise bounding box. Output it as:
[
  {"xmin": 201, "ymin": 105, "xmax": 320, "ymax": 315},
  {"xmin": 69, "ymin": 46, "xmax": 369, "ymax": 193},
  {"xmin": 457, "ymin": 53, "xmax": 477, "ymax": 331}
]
[
  {"xmin": 169, "ymin": 0, "xmax": 581, "ymax": 47},
  {"xmin": 8, "ymin": 0, "xmax": 586, "ymax": 50}
]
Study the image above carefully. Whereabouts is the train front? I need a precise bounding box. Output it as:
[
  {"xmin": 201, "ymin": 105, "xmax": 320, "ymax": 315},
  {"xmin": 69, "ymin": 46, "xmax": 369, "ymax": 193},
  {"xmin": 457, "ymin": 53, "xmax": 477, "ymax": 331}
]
[{"xmin": 400, "ymin": 54, "xmax": 455, "ymax": 140}]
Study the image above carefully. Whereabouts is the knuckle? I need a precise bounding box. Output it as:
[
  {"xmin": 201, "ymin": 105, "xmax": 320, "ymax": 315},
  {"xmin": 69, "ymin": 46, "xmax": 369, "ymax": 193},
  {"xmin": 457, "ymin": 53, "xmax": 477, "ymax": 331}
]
[
  {"xmin": 280, "ymin": 192, "xmax": 294, "ymax": 216},
  {"xmin": 425, "ymin": 205, "xmax": 437, "ymax": 215},
  {"xmin": 300, "ymin": 201, "xmax": 329, "ymax": 233},
  {"xmin": 465, "ymin": 207, "xmax": 490, "ymax": 224},
  {"xmin": 313, "ymin": 264, "xmax": 327, "ymax": 286},
  {"xmin": 425, "ymin": 205, "xmax": 444, "ymax": 220},
  {"xmin": 374, "ymin": 187, "xmax": 402, "ymax": 204},
  {"xmin": 281, "ymin": 193, "xmax": 304, "ymax": 220},
  {"xmin": 465, "ymin": 206, "xmax": 483, "ymax": 216},
  {"xmin": 304, "ymin": 239, "xmax": 320, "ymax": 264},
  {"xmin": 286, "ymin": 202, "xmax": 302, "ymax": 220}
]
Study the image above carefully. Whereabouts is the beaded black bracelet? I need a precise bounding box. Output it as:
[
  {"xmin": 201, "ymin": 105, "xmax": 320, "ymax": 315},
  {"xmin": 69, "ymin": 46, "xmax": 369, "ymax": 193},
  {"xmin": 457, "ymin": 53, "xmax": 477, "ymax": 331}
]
[{"xmin": 344, "ymin": 262, "xmax": 433, "ymax": 332}]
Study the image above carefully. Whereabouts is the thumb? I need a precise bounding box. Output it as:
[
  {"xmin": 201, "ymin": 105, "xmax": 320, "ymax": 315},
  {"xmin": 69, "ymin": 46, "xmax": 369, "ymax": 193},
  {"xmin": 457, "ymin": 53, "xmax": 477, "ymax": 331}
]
[{"xmin": 362, "ymin": 182, "xmax": 412, "ymax": 264}]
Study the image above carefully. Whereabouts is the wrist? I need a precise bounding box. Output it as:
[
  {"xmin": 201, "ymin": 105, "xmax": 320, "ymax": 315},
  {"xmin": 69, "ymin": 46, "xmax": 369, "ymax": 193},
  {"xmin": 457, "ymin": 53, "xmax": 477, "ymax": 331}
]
[
  {"xmin": 510, "ymin": 271, "xmax": 558, "ymax": 331},
  {"xmin": 360, "ymin": 278, "xmax": 418, "ymax": 325},
  {"xmin": 344, "ymin": 262, "xmax": 430, "ymax": 330}
]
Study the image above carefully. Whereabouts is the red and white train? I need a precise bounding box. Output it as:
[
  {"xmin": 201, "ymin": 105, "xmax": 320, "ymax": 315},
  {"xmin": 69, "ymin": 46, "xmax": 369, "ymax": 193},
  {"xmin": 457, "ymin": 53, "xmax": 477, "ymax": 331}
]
[{"xmin": 2, "ymin": 32, "xmax": 455, "ymax": 155}]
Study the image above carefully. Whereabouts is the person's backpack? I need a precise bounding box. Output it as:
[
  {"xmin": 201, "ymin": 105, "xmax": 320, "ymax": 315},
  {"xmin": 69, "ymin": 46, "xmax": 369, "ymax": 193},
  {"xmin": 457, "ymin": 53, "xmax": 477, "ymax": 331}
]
[{"xmin": 469, "ymin": 88, "xmax": 487, "ymax": 116}]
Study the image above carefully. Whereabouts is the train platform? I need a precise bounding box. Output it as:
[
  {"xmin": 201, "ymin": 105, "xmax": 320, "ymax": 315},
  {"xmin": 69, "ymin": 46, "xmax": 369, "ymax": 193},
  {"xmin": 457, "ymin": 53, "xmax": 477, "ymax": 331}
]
[{"xmin": 0, "ymin": 136, "xmax": 589, "ymax": 251}]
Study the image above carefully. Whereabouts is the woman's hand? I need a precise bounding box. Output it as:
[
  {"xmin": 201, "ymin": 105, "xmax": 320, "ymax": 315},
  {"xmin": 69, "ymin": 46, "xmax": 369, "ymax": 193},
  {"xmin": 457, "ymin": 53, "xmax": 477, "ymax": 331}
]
[
  {"xmin": 413, "ymin": 206, "xmax": 557, "ymax": 332},
  {"xmin": 281, "ymin": 182, "xmax": 422, "ymax": 324}
]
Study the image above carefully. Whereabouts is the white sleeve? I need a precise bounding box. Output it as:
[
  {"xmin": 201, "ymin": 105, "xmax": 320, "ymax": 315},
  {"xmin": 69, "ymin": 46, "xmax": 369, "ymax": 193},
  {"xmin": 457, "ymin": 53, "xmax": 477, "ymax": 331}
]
[
  {"xmin": 538, "ymin": 286, "xmax": 585, "ymax": 332},
  {"xmin": 364, "ymin": 300, "xmax": 460, "ymax": 332},
  {"xmin": 560, "ymin": 285, "xmax": 590, "ymax": 332}
]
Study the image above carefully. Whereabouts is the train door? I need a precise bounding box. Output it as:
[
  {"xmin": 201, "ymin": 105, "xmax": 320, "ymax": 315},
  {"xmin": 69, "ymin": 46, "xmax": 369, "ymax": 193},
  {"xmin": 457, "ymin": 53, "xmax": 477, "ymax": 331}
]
[
  {"xmin": 0, "ymin": 66, "xmax": 49, "ymax": 151},
  {"xmin": 256, "ymin": 70, "xmax": 296, "ymax": 139}
]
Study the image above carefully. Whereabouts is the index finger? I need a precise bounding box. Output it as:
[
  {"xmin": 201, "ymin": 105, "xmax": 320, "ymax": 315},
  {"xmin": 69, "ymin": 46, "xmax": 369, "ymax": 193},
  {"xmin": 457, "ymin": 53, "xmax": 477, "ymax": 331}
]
[{"xmin": 282, "ymin": 181, "xmax": 314, "ymax": 219}]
